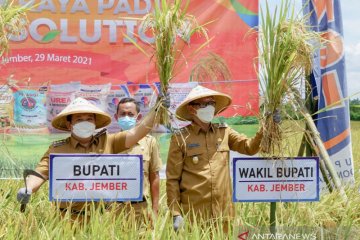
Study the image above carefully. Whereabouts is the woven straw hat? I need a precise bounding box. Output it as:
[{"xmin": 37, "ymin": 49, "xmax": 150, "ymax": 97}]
[
  {"xmin": 51, "ymin": 97, "xmax": 111, "ymax": 131},
  {"xmin": 176, "ymin": 85, "xmax": 232, "ymax": 121}
]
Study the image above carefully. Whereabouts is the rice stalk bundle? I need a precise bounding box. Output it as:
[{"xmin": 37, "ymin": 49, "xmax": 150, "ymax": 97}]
[
  {"xmin": 259, "ymin": 0, "xmax": 322, "ymax": 154},
  {"xmin": 141, "ymin": 0, "xmax": 208, "ymax": 126},
  {"xmin": 0, "ymin": 1, "xmax": 31, "ymax": 57}
]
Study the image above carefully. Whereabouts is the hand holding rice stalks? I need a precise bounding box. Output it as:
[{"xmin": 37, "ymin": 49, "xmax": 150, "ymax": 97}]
[
  {"xmin": 0, "ymin": 1, "xmax": 32, "ymax": 57},
  {"xmin": 141, "ymin": 0, "xmax": 208, "ymax": 126},
  {"xmin": 259, "ymin": 0, "xmax": 322, "ymax": 154}
]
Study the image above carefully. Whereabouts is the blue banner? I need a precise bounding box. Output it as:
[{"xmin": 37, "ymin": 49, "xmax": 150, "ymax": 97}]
[{"xmin": 304, "ymin": 0, "xmax": 354, "ymax": 184}]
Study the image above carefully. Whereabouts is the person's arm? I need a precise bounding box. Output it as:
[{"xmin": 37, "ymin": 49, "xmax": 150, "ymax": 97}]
[
  {"xmin": 25, "ymin": 175, "xmax": 47, "ymax": 193},
  {"xmin": 17, "ymin": 150, "xmax": 49, "ymax": 204},
  {"xmin": 125, "ymin": 109, "xmax": 156, "ymax": 148},
  {"xmin": 149, "ymin": 171, "xmax": 160, "ymax": 216},
  {"xmin": 228, "ymin": 126, "xmax": 264, "ymax": 155},
  {"xmin": 125, "ymin": 95, "xmax": 170, "ymax": 148},
  {"xmin": 166, "ymin": 134, "xmax": 184, "ymax": 216},
  {"xmin": 28, "ymin": 150, "xmax": 50, "ymax": 192},
  {"xmin": 111, "ymin": 109, "xmax": 159, "ymax": 152},
  {"xmin": 111, "ymin": 109, "xmax": 159, "ymax": 153}
]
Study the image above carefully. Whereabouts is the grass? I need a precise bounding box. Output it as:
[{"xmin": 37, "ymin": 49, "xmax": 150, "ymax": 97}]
[
  {"xmin": 0, "ymin": 133, "xmax": 67, "ymax": 178},
  {"xmin": 0, "ymin": 122, "xmax": 359, "ymax": 238},
  {"xmin": 0, "ymin": 124, "xmax": 260, "ymax": 178}
]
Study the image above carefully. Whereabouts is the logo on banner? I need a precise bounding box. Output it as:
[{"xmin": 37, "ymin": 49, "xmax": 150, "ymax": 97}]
[{"xmin": 21, "ymin": 97, "xmax": 36, "ymax": 110}]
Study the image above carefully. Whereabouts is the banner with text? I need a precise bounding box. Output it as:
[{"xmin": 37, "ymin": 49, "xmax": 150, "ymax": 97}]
[
  {"xmin": 1, "ymin": 0, "xmax": 259, "ymax": 117},
  {"xmin": 303, "ymin": 0, "xmax": 354, "ymax": 185},
  {"xmin": 233, "ymin": 157, "xmax": 319, "ymax": 202},
  {"xmin": 49, "ymin": 154, "xmax": 143, "ymax": 202}
]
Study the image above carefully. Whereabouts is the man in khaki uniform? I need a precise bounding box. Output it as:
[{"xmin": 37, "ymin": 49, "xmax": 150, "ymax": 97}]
[
  {"xmin": 17, "ymin": 97, "xmax": 165, "ymax": 220},
  {"xmin": 112, "ymin": 97, "xmax": 162, "ymax": 220},
  {"xmin": 166, "ymin": 85, "xmax": 272, "ymax": 230}
]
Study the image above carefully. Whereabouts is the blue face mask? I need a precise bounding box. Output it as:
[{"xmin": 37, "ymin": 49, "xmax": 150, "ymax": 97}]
[{"xmin": 117, "ymin": 116, "xmax": 137, "ymax": 130}]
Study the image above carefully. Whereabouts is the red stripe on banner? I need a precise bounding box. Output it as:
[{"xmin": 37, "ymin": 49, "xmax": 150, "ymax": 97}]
[
  {"xmin": 322, "ymin": 70, "xmax": 342, "ymax": 107},
  {"xmin": 320, "ymin": 30, "xmax": 344, "ymax": 69},
  {"xmin": 324, "ymin": 128, "xmax": 350, "ymax": 150},
  {"xmin": 312, "ymin": 0, "xmax": 335, "ymax": 22},
  {"xmin": 306, "ymin": 0, "xmax": 354, "ymax": 184}
]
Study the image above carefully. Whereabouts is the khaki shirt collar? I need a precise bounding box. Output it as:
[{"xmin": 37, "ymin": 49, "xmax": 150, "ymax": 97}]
[
  {"xmin": 190, "ymin": 122, "xmax": 216, "ymax": 135},
  {"xmin": 70, "ymin": 135, "xmax": 99, "ymax": 149}
]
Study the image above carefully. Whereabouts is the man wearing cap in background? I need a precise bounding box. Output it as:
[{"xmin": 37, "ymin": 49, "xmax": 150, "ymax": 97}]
[
  {"xmin": 16, "ymin": 97, "xmax": 166, "ymax": 221},
  {"xmin": 166, "ymin": 85, "xmax": 280, "ymax": 231},
  {"xmin": 112, "ymin": 97, "xmax": 162, "ymax": 222}
]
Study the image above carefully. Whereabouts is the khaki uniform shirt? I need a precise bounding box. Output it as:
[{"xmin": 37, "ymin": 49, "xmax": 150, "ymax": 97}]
[
  {"xmin": 119, "ymin": 135, "xmax": 162, "ymax": 199},
  {"xmin": 35, "ymin": 130, "xmax": 127, "ymax": 211},
  {"xmin": 166, "ymin": 123, "xmax": 263, "ymax": 218}
]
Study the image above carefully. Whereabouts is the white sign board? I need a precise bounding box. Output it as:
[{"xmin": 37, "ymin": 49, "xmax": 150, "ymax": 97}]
[
  {"xmin": 49, "ymin": 154, "xmax": 143, "ymax": 202},
  {"xmin": 233, "ymin": 157, "xmax": 319, "ymax": 202}
]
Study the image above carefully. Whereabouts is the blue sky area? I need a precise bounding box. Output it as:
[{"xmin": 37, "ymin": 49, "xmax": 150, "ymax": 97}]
[{"xmin": 260, "ymin": 0, "xmax": 360, "ymax": 99}]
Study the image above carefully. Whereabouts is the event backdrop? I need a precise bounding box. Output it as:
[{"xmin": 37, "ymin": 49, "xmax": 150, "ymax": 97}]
[
  {"xmin": 0, "ymin": 0, "xmax": 259, "ymax": 120},
  {"xmin": 0, "ymin": 0, "xmax": 259, "ymax": 178}
]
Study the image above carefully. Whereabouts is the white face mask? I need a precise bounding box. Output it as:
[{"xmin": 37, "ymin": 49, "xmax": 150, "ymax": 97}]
[
  {"xmin": 196, "ymin": 105, "xmax": 215, "ymax": 123},
  {"xmin": 72, "ymin": 121, "xmax": 96, "ymax": 139}
]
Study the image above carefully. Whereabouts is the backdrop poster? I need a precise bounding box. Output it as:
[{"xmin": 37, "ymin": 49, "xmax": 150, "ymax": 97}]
[
  {"xmin": 1, "ymin": 0, "xmax": 259, "ymax": 117},
  {"xmin": 0, "ymin": 0, "xmax": 259, "ymax": 178}
]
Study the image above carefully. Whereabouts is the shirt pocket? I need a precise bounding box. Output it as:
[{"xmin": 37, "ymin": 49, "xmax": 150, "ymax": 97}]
[
  {"xmin": 184, "ymin": 147, "xmax": 206, "ymax": 170},
  {"xmin": 216, "ymin": 144, "xmax": 230, "ymax": 166}
]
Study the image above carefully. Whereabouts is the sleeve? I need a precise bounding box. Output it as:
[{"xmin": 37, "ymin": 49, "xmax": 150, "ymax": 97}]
[
  {"xmin": 149, "ymin": 137, "xmax": 162, "ymax": 173},
  {"xmin": 111, "ymin": 131, "xmax": 128, "ymax": 153},
  {"xmin": 228, "ymin": 126, "xmax": 263, "ymax": 155},
  {"xmin": 35, "ymin": 148, "xmax": 51, "ymax": 178},
  {"xmin": 166, "ymin": 134, "xmax": 185, "ymax": 216}
]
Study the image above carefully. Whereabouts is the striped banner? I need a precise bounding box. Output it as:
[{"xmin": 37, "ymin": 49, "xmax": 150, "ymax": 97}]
[{"xmin": 304, "ymin": 0, "xmax": 354, "ymax": 184}]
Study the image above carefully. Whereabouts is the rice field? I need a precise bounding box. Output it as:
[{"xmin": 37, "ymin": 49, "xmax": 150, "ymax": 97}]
[
  {"xmin": 0, "ymin": 124, "xmax": 260, "ymax": 178},
  {"xmin": 0, "ymin": 122, "xmax": 359, "ymax": 239}
]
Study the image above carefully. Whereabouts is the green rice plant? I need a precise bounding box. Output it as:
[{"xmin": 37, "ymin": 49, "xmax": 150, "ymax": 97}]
[
  {"xmin": 258, "ymin": 0, "xmax": 322, "ymax": 154},
  {"xmin": 0, "ymin": 0, "xmax": 32, "ymax": 57},
  {"xmin": 138, "ymin": 0, "xmax": 209, "ymax": 126},
  {"xmin": 2, "ymin": 179, "xmax": 360, "ymax": 238},
  {"xmin": 0, "ymin": 122, "xmax": 359, "ymax": 238}
]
